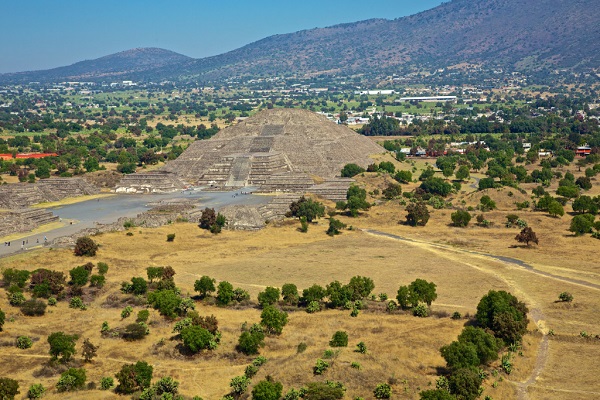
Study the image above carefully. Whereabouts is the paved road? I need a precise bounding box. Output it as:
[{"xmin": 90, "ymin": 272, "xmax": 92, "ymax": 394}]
[{"xmin": 0, "ymin": 189, "xmax": 269, "ymax": 258}]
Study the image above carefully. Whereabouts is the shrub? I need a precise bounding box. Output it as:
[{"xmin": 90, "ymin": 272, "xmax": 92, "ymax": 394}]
[
  {"xmin": 16, "ymin": 335, "xmax": 33, "ymax": 349},
  {"xmin": 21, "ymin": 299, "xmax": 47, "ymax": 316},
  {"xmin": 27, "ymin": 383, "xmax": 45, "ymax": 399},
  {"xmin": 355, "ymin": 341, "xmax": 367, "ymax": 354},
  {"xmin": 297, "ymin": 342, "xmax": 307, "ymax": 353},
  {"xmin": 166, "ymin": 233, "xmax": 176, "ymax": 242},
  {"xmin": 136, "ymin": 309, "xmax": 150, "ymax": 322},
  {"xmin": 395, "ymin": 170, "xmax": 412, "ymax": 184},
  {"xmin": 260, "ymin": 306, "xmax": 288, "ymax": 335},
  {"xmin": 69, "ymin": 266, "xmax": 90, "ymax": 286},
  {"xmin": 478, "ymin": 177, "xmax": 496, "ymax": 190},
  {"xmin": 130, "ymin": 277, "xmax": 148, "ymax": 295},
  {"xmin": 448, "ymin": 367, "xmax": 482, "ymax": 400},
  {"xmin": 479, "ymin": 195, "xmax": 496, "ymax": 211},
  {"xmin": 258, "ymin": 287, "xmax": 281, "ymax": 308},
  {"xmin": 90, "ymin": 274, "xmax": 106, "ymax": 288},
  {"xmin": 230, "ymin": 375, "xmax": 251, "ymax": 395},
  {"xmin": 329, "ymin": 331, "xmax": 348, "ymax": 347},
  {"xmin": 194, "ymin": 276, "xmax": 216, "ymax": 298},
  {"xmin": 0, "ymin": 378, "xmax": 20, "ymax": 400},
  {"xmin": 515, "ymin": 227, "xmax": 539, "ymax": 246},
  {"xmin": 100, "ymin": 376, "xmax": 114, "ymax": 390},
  {"xmin": 405, "ymin": 201, "xmax": 430, "ymax": 226},
  {"xmin": 237, "ymin": 328, "xmax": 265, "ymax": 355},
  {"xmin": 452, "ymin": 311, "xmax": 462, "ymax": 320},
  {"xmin": 181, "ymin": 325, "xmax": 216, "ymax": 352},
  {"xmin": 56, "ymin": 368, "xmax": 86, "ymax": 392},
  {"xmin": 123, "ymin": 323, "xmax": 148, "ymax": 341},
  {"xmin": 216, "ymin": 281, "xmax": 235, "ymax": 305},
  {"xmin": 373, "ymin": 383, "xmax": 392, "ymax": 399},
  {"xmin": 326, "ymin": 218, "xmax": 347, "ymax": 236},
  {"xmin": 69, "ymin": 297, "xmax": 85, "ymax": 310},
  {"xmin": 74, "ymin": 236, "xmax": 98, "ymax": 257},
  {"xmin": 475, "ymin": 290, "xmax": 529, "ymax": 343},
  {"xmin": 382, "ymin": 182, "xmax": 402, "ymax": 199},
  {"xmin": 570, "ymin": 214, "xmax": 595, "ymax": 236},
  {"xmin": 115, "ymin": 361, "xmax": 153, "ymax": 394},
  {"xmin": 282, "ymin": 283, "xmax": 299, "ymax": 305},
  {"xmin": 245, "ymin": 364, "xmax": 259, "ymax": 378},
  {"xmin": 451, "ymin": 210, "xmax": 471, "ymax": 227},
  {"xmin": 97, "ymin": 262, "xmax": 109, "ymax": 275},
  {"xmin": 421, "ymin": 177, "xmax": 452, "ymax": 197},
  {"xmin": 147, "ymin": 290, "xmax": 181, "ymax": 318},
  {"xmin": 413, "ymin": 303, "xmax": 429, "ymax": 317},
  {"xmin": 121, "ymin": 306, "xmax": 133, "ymax": 319},
  {"xmin": 313, "ymin": 359, "xmax": 330, "ymax": 375},
  {"xmin": 341, "ymin": 163, "xmax": 365, "ymax": 178},
  {"xmin": 287, "ymin": 196, "xmax": 326, "ymax": 222},
  {"xmin": 0, "ymin": 309, "xmax": 5, "ymax": 331},
  {"xmin": 419, "ymin": 389, "xmax": 456, "ymax": 399},
  {"xmin": 9, "ymin": 292, "xmax": 26, "ymax": 306},
  {"xmin": 251, "ymin": 378, "xmax": 283, "ymax": 400},
  {"xmin": 47, "ymin": 332, "xmax": 78, "ymax": 362},
  {"xmin": 558, "ymin": 292, "xmax": 573, "ymax": 302}
]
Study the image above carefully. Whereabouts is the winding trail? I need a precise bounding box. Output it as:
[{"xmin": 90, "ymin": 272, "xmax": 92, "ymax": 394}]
[{"xmin": 360, "ymin": 228, "xmax": 600, "ymax": 400}]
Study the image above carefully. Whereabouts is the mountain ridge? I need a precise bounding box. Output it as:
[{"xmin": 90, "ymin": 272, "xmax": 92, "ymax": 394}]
[{"xmin": 1, "ymin": 0, "xmax": 598, "ymax": 84}]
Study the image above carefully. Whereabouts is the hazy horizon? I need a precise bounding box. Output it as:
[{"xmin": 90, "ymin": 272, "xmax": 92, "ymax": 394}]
[{"xmin": 1, "ymin": 0, "xmax": 444, "ymax": 74}]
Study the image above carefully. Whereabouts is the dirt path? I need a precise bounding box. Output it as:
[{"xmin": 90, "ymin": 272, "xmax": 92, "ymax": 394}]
[{"xmin": 361, "ymin": 228, "xmax": 600, "ymax": 400}]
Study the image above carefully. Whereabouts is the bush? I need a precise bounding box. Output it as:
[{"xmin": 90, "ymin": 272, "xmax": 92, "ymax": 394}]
[
  {"xmin": 258, "ymin": 287, "xmax": 281, "ymax": 308},
  {"xmin": 475, "ymin": 290, "xmax": 529, "ymax": 343},
  {"xmin": 21, "ymin": 299, "xmax": 47, "ymax": 316},
  {"xmin": 313, "ymin": 359, "xmax": 329, "ymax": 375},
  {"xmin": 90, "ymin": 274, "xmax": 106, "ymax": 288},
  {"xmin": 448, "ymin": 368, "xmax": 482, "ymax": 400},
  {"xmin": 74, "ymin": 236, "xmax": 98, "ymax": 257},
  {"xmin": 194, "ymin": 276, "xmax": 216, "ymax": 298},
  {"xmin": 251, "ymin": 378, "xmax": 283, "ymax": 400},
  {"xmin": 260, "ymin": 306, "xmax": 288, "ymax": 335},
  {"xmin": 478, "ymin": 177, "xmax": 496, "ymax": 190},
  {"xmin": 329, "ymin": 331, "xmax": 348, "ymax": 347},
  {"xmin": 382, "ymin": 182, "xmax": 402, "ymax": 199},
  {"xmin": 395, "ymin": 170, "xmax": 413, "ymax": 184},
  {"xmin": 181, "ymin": 325, "xmax": 216, "ymax": 352},
  {"xmin": 47, "ymin": 332, "xmax": 78, "ymax": 362},
  {"xmin": 136, "ymin": 309, "xmax": 150, "ymax": 322},
  {"xmin": 237, "ymin": 329, "xmax": 265, "ymax": 355},
  {"xmin": 16, "ymin": 335, "xmax": 33, "ymax": 349},
  {"xmin": 100, "ymin": 376, "xmax": 114, "ymax": 390},
  {"xmin": 9, "ymin": 292, "xmax": 26, "ymax": 306},
  {"xmin": 121, "ymin": 306, "xmax": 133, "ymax": 319},
  {"xmin": 420, "ymin": 177, "xmax": 452, "ymax": 197},
  {"xmin": 123, "ymin": 323, "xmax": 148, "ymax": 341},
  {"xmin": 230, "ymin": 375, "xmax": 251, "ymax": 395},
  {"xmin": 515, "ymin": 227, "xmax": 539, "ymax": 246},
  {"xmin": 451, "ymin": 210, "xmax": 471, "ymax": 227},
  {"xmin": 147, "ymin": 290, "xmax": 181, "ymax": 318},
  {"xmin": 558, "ymin": 292, "xmax": 573, "ymax": 302},
  {"xmin": 56, "ymin": 368, "xmax": 86, "ymax": 392},
  {"xmin": 115, "ymin": 361, "xmax": 153, "ymax": 394},
  {"xmin": 69, "ymin": 266, "xmax": 90, "ymax": 286},
  {"xmin": 413, "ymin": 303, "xmax": 429, "ymax": 317},
  {"xmin": 0, "ymin": 309, "xmax": 5, "ymax": 331},
  {"xmin": 326, "ymin": 217, "xmax": 347, "ymax": 236},
  {"xmin": 341, "ymin": 163, "xmax": 365, "ymax": 178},
  {"xmin": 282, "ymin": 283, "xmax": 299, "ymax": 305},
  {"xmin": 97, "ymin": 262, "xmax": 109, "ymax": 275},
  {"xmin": 27, "ymin": 383, "xmax": 45, "ymax": 399},
  {"xmin": 166, "ymin": 233, "xmax": 176, "ymax": 242},
  {"xmin": 373, "ymin": 383, "xmax": 392, "ymax": 399},
  {"xmin": 570, "ymin": 214, "xmax": 595, "ymax": 236},
  {"xmin": 216, "ymin": 281, "xmax": 235, "ymax": 305},
  {"xmin": 69, "ymin": 297, "xmax": 85, "ymax": 310},
  {"xmin": 287, "ymin": 196, "xmax": 326, "ymax": 222},
  {"xmin": 355, "ymin": 341, "xmax": 367, "ymax": 354},
  {"xmin": 0, "ymin": 378, "xmax": 19, "ymax": 400},
  {"xmin": 479, "ymin": 195, "xmax": 496, "ymax": 211},
  {"xmin": 405, "ymin": 201, "xmax": 430, "ymax": 226},
  {"xmin": 419, "ymin": 389, "xmax": 456, "ymax": 399}
]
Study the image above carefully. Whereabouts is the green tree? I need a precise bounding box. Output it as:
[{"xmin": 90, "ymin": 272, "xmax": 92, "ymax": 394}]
[
  {"xmin": 217, "ymin": 281, "xmax": 235, "ymax": 305},
  {"xmin": 337, "ymin": 185, "xmax": 370, "ymax": 217},
  {"xmin": 547, "ymin": 200, "xmax": 564, "ymax": 217},
  {"xmin": 346, "ymin": 275, "xmax": 375, "ymax": 300},
  {"xmin": 326, "ymin": 218, "xmax": 347, "ymax": 236},
  {"xmin": 0, "ymin": 378, "xmax": 19, "ymax": 400},
  {"xmin": 440, "ymin": 341, "xmax": 480, "ymax": 369},
  {"xmin": 56, "ymin": 368, "xmax": 86, "ymax": 392},
  {"xmin": 405, "ymin": 201, "xmax": 430, "ymax": 226},
  {"xmin": 419, "ymin": 389, "xmax": 456, "ymax": 399},
  {"xmin": 252, "ymin": 378, "xmax": 283, "ymax": 400},
  {"xmin": 115, "ymin": 361, "xmax": 153, "ymax": 394},
  {"xmin": 395, "ymin": 170, "xmax": 413, "ymax": 184},
  {"xmin": 301, "ymin": 284, "xmax": 326, "ymax": 305},
  {"xmin": 303, "ymin": 381, "xmax": 345, "ymax": 400},
  {"xmin": 329, "ymin": 331, "xmax": 348, "ymax": 347},
  {"xmin": 181, "ymin": 326, "xmax": 215, "ymax": 352},
  {"xmin": 27, "ymin": 383, "xmax": 45, "ymax": 399},
  {"xmin": 194, "ymin": 276, "xmax": 216, "ymax": 298},
  {"xmin": 147, "ymin": 290, "xmax": 181, "ymax": 318},
  {"xmin": 287, "ymin": 196, "xmax": 326, "ymax": 222},
  {"xmin": 447, "ymin": 368, "xmax": 482, "ymax": 400},
  {"xmin": 237, "ymin": 328, "xmax": 265, "ymax": 355},
  {"xmin": 281, "ymin": 283, "xmax": 299, "ymax": 305},
  {"xmin": 420, "ymin": 177, "xmax": 452, "ymax": 197},
  {"xmin": 0, "ymin": 309, "xmax": 5, "ymax": 331},
  {"xmin": 475, "ymin": 290, "xmax": 529, "ymax": 343},
  {"xmin": 569, "ymin": 214, "xmax": 595, "ymax": 236},
  {"xmin": 373, "ymin": 382, "xmax": 392, "ymax": 399},
  {"xmin": 457, "ymin": 326, "xmax": 501, "ymax": 365},
  {"xmin": 260, "ymin": 306, "xmax": 288, "ymax": 335},
  {"xmin": 572, "ymin": 196, "xmax": 598, "ymax": 214},
  {"xmin": 230, "ymin": 375, "xmax": 251, "ymax": 396},
  {"xmin": 378, "ymin": 161, "xmax": 395, "ymax": 174},
  {"xmin": 130, "ymin": 277, "xmax": 148, "ymax": 295},
  {"xmin": 340, "ymin": 163, "xmax": 365, "ymax": 178},
  {"xmin": 258, "ymin": 287, "xmax": 280, "ymax": 308},
  {"xmin": 455, "ymin": 165, "xmax": 470, "ymax": 182},
  {"xmin": 451, "ymin": 210, "xmax": 471, "ymax": 227},
  {"xmin": 47, "ymin": 332, "xmax": 78, "ymax": 362},
  {"xmin": 409, "ymin": 279, "xmax": 438, "ymax": 306}
]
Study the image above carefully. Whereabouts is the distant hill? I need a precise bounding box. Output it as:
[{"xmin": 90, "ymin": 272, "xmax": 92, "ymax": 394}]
[
  {"xmin": 0, "ymin": 48, "xmax": 191, "ymax": 83},
  {"xmin": 1, "ymin": 0, "xmax": 598, "ymax": 84}
]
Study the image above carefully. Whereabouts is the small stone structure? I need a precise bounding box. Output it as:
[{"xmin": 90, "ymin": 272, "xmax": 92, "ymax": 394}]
[
  {"xmin": 0, "ymin": 208, "xmax": 59, "ymax": 238},
  {"xmin": 114, "ymin": 171, "xmax": 187, "ymax": 193},
  {"xmin": 0, "ymin": 178, "xmax": 99, "ymax": 209}
]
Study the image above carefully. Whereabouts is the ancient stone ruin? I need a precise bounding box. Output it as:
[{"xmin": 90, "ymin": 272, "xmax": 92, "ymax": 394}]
[
  {"xmin": 162, "ymin": 108, "xmax": 383, "ymax": 191},
  {"xmin": 114, "ymin": 171, "xmax": 187, "ymax": 194},
  {"xmin": 0, "ymin": 178, "xmax": 99, "ymax": 209}
]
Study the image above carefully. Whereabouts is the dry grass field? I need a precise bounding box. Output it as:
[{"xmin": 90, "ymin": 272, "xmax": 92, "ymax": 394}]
[{"xmin": 0, "ymin": 158, "xmax": 599, "ymax": 399}]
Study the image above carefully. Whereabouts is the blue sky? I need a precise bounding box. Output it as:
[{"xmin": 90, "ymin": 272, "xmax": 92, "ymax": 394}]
[{"xmin": 1, "ymin": 0, "xmax": 445, "ymax": 73}]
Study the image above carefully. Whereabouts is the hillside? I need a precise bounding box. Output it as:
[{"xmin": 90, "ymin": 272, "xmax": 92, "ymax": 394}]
[
  {"xmin": 1, "ymin": 0, "xmax": 598, "ymax": 84},
  {"xmin": 0, "ymin": 48, "xmax": 191, "ymax": 83}
]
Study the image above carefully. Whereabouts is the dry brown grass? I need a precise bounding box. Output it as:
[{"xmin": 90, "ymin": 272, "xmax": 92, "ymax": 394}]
[{"xmin": 1, "ymin": 167, "xmax": 600, "ymax": 398}]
